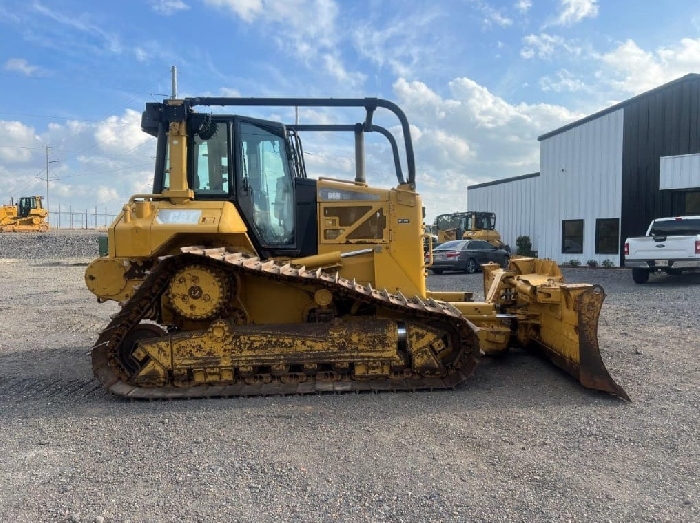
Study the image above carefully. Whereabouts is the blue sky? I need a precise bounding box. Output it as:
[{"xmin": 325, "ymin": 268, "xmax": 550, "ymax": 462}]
[{"xmin": 1, "ymin": 0, "xmax": 700, "ymax": 223}]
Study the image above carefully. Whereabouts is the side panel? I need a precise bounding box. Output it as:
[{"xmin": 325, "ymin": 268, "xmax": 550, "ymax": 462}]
[
  {"xmin": 294, "ymin": 178, "xmax": 319, "ymax": 258},
  {"xmin": 621, "ymin": 78, "xmax": 700, "ymax": 264},
  {"xmin": 467, "ymin": 175, "xmax": 540, "ymax": 251},
  {"xmin": 316, "ymin": 180, "xmax": 426, "ymax": 297},
  {"xmin": 111, "ymin": 200, "xmax": 252, "ymax": 258},
  {"xmin": 539, "ymin": 109, "xmax": 624, "ymax": 265},
  {"xmin": 660, "ymin": 153, "xmax": 700, "ymax": 190}
]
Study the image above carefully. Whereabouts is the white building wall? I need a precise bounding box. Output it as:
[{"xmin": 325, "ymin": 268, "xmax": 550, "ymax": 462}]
[
  {"xmin": 467, "ymin": 175, "xmax": 540, "ymax": 251},
  {"xmin": 660, "ymin": 153, "xmax": 700, "ymax": 189},
  {"xmin": 538, "ymin": 109, "xmax": 624, "ymax": 264}
]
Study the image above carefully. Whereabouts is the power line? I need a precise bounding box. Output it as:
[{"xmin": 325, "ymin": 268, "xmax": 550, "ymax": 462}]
[
  {"xmin": 0, "ymin": 112, "xmax": 102, "ymax": 123},
  {"xmin": 0, "ymin": 145, "xmax": 45, "ymax": 150}
]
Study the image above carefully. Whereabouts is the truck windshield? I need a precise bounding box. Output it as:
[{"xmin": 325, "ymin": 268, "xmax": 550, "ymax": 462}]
[{"xmin": 650, "ymin": 218, "xmax": 700, "ymax": 237}]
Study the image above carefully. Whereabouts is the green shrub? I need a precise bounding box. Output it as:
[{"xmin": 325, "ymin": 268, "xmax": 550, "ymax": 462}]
[
  {"xmin": 586, "ymin": 259, "xmax": 598, "ymax": 268},
  {"xmin": 516, "ymin": 235, "xmax": 533, "ymax": 256},
  {"xmin": 602, "ymin": 259, "xmax": 615, "ymax": 268},
  {"xmin": 568, "ymin": 259, "xmax": 581, "ymax": 267}
]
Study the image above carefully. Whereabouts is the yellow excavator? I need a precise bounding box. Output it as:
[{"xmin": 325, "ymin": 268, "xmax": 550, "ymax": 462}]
[
  {"xmin": 0, "ymin": 196, "xmax": 49, "ymax": 232},
  {"xmin": 84, "ymin": 97, "xmax": 628, "ymax": 400},
  {"xmin": 434, "ymin": 211, "xmax": 508, "ymax": 250}
]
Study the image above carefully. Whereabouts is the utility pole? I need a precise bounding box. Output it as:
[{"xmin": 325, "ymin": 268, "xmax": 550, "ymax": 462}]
[
  {"xmin": 171, "ymin": 66, "xmax": 177, "ymax": 99},
  {"xmin": 45, "ymin": 145, "xmax": 58, "ymax": 222},
  {"xmin": 45, "ymin": 145, "xmax": 50, "ymax": 214}
]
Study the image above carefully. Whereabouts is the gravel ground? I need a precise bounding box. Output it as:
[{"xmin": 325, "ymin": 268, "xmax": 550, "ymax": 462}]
[
  {"xmin": 0, "ymin": 232, "xmax": 699, "ymax": 522},
  {"xmin": 0, "ymin": 229, "xmax": 103, "ymax": 261}
]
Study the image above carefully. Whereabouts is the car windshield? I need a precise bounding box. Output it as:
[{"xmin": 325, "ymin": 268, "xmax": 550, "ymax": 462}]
[{"xmin": 435, "ymin": 240, "xmax": 466, "ymax": 251}]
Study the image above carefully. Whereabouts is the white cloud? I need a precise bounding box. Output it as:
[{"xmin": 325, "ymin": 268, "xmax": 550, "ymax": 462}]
[
  {"xmin": 520, "ymin": 33, "xmax": 582, "ymax": 59},
  {"xmin": 549, "ymin": 0, "xmax": 599, "ymax": 27},
  {"xmin": 539, "ymin": 70, "xmax": 589, "ymax": 92},
  {"xmin": 203, "ymin": 0, "xmax": 338, "ymax": 53},
  {"xmin": 33, "ymin": 2, "xmax": 123, "ymax": 55},
  {"xmin": 202, "ymin": 0, "xmax": 352, "ymax": 85},
  {"xmin": 599, "ymin": 38, "xmax": 700, "ymax": 95},
  {"xmin": 322, "ymin": 54, "xmax": 366, "ymax": 87},
  {"xmin": 352, "ymin": 8, "xmax": 445, "ymax": 78},
  {"xmin": 94, "ymin": 110, "xmax": 153, "ymax": 154},
  {"xmin": 515, "ymin": 0, "xmax": 532, "ymax": 13},
  {"xmin": 96, "ymin": 186, "xmax": 121, "ymax": 203},
  {"xmin": 521, "ymin": 34, "xmax": 560, "ymax": 59},
  {"xmin": 0, "ymin": 111, "xmax": 154, "ymax": 214},
  {"xmin": 0, "ymin": 121, "xmax": 39, "ymax": 163},
  {"xmin": 150, "ymin": 0, "xmax": 190, "ymax": 15},
  {"xmin": 4, "ymin": 58, "xmax": 42, "ymax": 76},
  {"xmin": 390, "ymin": 77, "xmax": 583, "ymax": 217},
  {"xmin": 134, "ymin": 48, "xmax": 149, "ymax": 62},
  {"xmin": 470, "ymin": 0, "xmax": 513, "ymax": 28},
  {"xmin": 0, "ymin": 6, "xmax": 21, "ymax": 23},
  {"xmin": 203, "ymin": 0, "xmax": 263, "ymax": 23},
  {"xmin": 219, "ymin": 87, "xmax": 242, "ymax": 97}
]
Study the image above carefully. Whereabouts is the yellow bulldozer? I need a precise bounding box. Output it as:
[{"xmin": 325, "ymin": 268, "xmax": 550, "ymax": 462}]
[
  {"xmin": 434, "ymin": 211, "xmax": 508, "ymax": 250},
  {"xmin": 0, "ymin": 195, "xmax": 49, "ymax": 232},
  {"xmin": 84, "ymin": 96, "xmax": 628, "ymax": 400}
]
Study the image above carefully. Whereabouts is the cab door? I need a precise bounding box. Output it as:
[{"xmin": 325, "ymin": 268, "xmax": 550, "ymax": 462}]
[{"xmin": 234, "ymin": 118, "xmax": 296, "ymax": 251}]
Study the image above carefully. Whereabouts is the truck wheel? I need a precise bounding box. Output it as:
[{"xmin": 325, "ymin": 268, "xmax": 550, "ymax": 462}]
[{"xmin": 632, "ymin": 268, "xmax": 650, "ymax": 284}]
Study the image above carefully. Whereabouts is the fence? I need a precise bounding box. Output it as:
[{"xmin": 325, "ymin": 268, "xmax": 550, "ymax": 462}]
[{"xmin": 49, "ymin": 206, "xmax": 119, "ymax": 229}]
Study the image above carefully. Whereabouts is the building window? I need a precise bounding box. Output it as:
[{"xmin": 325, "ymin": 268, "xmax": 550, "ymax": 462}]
[
  {"xmin": 687, "ymin": 191, "xmax": 700, "ymax": 214},
  {"xmin": 562, "ymin": 219, "xmax": 583, "ymax": 253},
  {"xmin": 595, "ymin": 218, "xmax": 620, "ymax": 254}
]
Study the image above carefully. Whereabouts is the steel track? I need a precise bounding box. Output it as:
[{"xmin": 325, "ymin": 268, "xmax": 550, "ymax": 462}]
[{"xmin": 91, "ymin": 247, "xmax": 481, "ymax": 399}]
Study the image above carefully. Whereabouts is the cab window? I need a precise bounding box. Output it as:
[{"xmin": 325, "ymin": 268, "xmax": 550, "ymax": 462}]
[
  {"xmin": 239, "ymin": 122, "xmax": 294, "ymax": 245},
  {"xmin": 192, "ymin": 122, "xmax": 230, "ymax": 195}
]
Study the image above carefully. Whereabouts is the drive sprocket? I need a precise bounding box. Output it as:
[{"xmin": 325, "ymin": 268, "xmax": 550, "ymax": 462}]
[{"xmin": 167, "ymin": 264, "xmax": 229, "ymax": 320}]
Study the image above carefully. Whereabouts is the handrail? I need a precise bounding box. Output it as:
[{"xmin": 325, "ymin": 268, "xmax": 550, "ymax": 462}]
[{"xmin": 184, "ymin": 97, "xmax": 416, "ymax": 187}]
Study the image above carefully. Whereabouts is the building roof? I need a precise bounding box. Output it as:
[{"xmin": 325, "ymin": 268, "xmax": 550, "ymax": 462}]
[
  {"xmin": 537, "ymin": 73, "xmax": 700, "ymax": 142},
  {"xmin": 467, "ymin": 171, "xmax": 540, "ymax": 190}
]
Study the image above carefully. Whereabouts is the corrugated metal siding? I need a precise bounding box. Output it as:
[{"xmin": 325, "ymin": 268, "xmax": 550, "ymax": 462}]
[
  {"xmin": 659, "ymin": 154, "xmax": 700, "ymax": 189},
  {"xmin": 467, "ymin": 175, "xmax": 540, "ymax": 250},
  {"xmin": 538, "ymin": 109, "xmax": 624, "ymax": 264},
  {"xmin": 621, "ymin": 77, "xmax": 700, "ymax": 262}
]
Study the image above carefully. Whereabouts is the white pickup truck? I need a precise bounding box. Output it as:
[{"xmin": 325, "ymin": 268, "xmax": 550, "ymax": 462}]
[{"xmin": 624, "ymin": 215, "xmax": 700, "ymax": 283}]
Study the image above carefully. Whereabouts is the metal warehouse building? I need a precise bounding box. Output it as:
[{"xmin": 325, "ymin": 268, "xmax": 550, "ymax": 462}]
[{"xmin": 467, "ymin": 73, "xmax": 700, "ymax": 265}]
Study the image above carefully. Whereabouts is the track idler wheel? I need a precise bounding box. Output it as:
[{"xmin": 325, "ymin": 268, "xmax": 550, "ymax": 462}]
[{"xmin": 118, "ymin": 324, "xmax": 166, "ymax": 374}]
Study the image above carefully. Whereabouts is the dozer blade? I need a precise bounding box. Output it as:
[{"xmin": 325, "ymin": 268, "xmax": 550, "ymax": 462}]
[
  {"xmin": 527, "ymin": 285, "xmax": 629, "ymax": 401},
  {"xmin": 479, "ymin": 258, "xmax": 629, "ymax": 400}
]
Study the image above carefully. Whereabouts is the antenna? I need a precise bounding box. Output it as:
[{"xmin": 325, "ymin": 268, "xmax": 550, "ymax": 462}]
[{"xmin": 171, "ymin": 66, "xmax": 178, "ymax": 99}]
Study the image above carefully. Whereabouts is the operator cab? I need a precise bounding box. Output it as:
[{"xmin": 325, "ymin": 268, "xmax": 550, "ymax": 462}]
[
  {"xmin": 144, "ymin": 97, "xmax": 417, "ymax": 260},
  {"xmin": 152, "ymin": 114, "xmax": 317, "ymax": 258},
  {"xmin": 469, "ymin": 212, "xmax": 496, "ymax": 231},
  {"xmin": 18, "ymin": 196, "xmax": 41, "ymax": 218}
]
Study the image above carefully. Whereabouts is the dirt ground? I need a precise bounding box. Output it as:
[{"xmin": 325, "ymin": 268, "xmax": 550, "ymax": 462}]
[{"xmin": 0, "ymin": 240, "xmax": 698, "ymax": 522}]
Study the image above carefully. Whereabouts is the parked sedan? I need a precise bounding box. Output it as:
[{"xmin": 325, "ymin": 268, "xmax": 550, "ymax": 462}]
[{"xmin": 425, "ymin": 239, "xmax": 509, "ymax": 274}]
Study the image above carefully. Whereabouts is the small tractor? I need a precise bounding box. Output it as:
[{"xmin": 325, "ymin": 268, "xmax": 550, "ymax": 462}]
[
  {"xmin": 433, "ymin": 211, "xmax": 508, "ymax": 251},
  {"xmin": 0, "ymin": 196, "xmax": 49, "ymax": 232}
]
